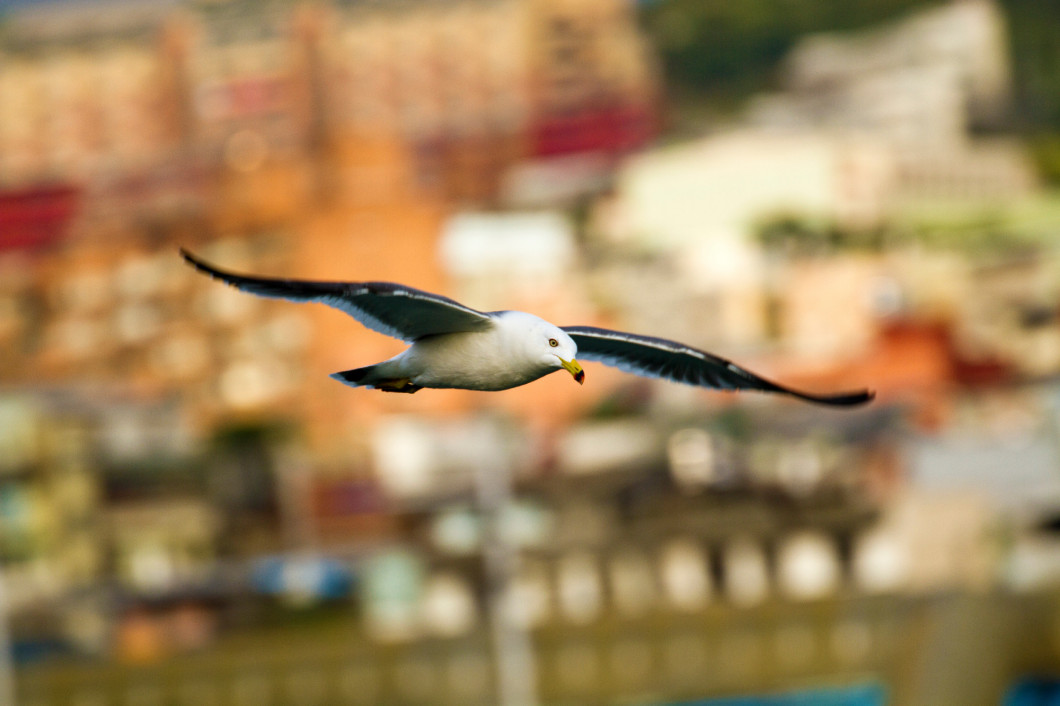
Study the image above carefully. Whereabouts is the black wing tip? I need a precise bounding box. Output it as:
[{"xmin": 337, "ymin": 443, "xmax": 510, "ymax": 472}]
[
  {"xmin": 180, "ymin": 247, "xmax": 257, "ymax": 289},
  {"xmin": 798, "ymin": 388, "xmax": 876, "ymax": 407},
  {"xmin": 179, "ymin": 247, "xmax": 219, "ymax": 276}
]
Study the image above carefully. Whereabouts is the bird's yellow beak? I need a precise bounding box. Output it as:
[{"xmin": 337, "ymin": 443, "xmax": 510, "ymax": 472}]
[{"xmin": 561, "ymin": 358, "xmax": 584, "ymax": 385}]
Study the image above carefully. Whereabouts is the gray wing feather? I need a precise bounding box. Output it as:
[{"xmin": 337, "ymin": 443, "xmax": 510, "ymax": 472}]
[
  {"xmin": 182, "ymin": 249, "xmax": 493, "ymax": 341},
  {"xmin": 563, "ymin": 326, "xmax": 873, "ymax": 407}
]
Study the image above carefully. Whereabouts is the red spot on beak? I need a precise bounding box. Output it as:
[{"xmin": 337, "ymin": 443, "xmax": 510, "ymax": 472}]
[{"xmin": 574, "ymin": 369, "xmax": 585, "ymax": 385}]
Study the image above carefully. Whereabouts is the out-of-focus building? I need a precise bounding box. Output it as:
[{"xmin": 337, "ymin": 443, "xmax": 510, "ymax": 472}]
[
  {"xmin": 587, "ymin": 130, "xmax": 897, "ymax": 363},
  {"xmin": 761, "ymin": 0, "xmax": 1011, "ymax": 146},
  {"xmin": 0, "ymin": 2, "xmax": 186, "ymax": 187},
  {"xmin": 328, "ymin": 0, "xmax": 658, "ymax": 204},
  {"xmin": 0, "ymin": 0, "xmax": 659, "ymax": 451},
  {"xmin": 608, "ymin": 130, "xmax": 897, "ymax": 251},
  {"xmin": 0, "ymin": 0, "xmax": 657, "ymax": 203},
  {"xmin": 748, "ymin": 0, "xmax": 1034, "ymax": 214},
  {"xmin": 0, "ymin": 2, "xmax": 660, "ymax": 659},
  {"xmin": 592, "ymin": 0, "xmax": 1038, "ymax": 367},
  {"xmin": 568, "ymin": 3, "xmax": 1060, "ymax": 622}
]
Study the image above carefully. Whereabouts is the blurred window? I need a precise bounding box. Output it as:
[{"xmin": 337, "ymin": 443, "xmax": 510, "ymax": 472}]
[
  {"xmin": 659, "ymin": 538, "xmax": 711, "ymax": 611},
  {"xmin": 557, "ymin": 551, "xmax": 602, "ymax": 624},
  {"xmin": 722, "ymin": 537, "xmax": 770, "ymax": 606},
  {"xmin": 608, "ymin": 547, "xmax": 656, "ymax": 617},
  {"xmin": 777, "ymin": 531, "xmax": 841, "ymax": 600}
]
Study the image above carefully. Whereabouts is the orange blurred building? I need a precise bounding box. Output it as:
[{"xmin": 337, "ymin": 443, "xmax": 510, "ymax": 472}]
[{"xmin": 0, "ymin": 0, "xmax": 659, "ymax": 461}]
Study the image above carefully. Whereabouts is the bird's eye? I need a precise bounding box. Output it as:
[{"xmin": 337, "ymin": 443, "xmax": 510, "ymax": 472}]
[{"xmin": 548, "ymin": 338, "xmax": 559, "ymax": 347}]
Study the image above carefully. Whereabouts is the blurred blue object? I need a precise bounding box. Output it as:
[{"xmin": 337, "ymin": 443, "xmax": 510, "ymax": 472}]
[
  {"xmin": 667, "ymin": 683, "xmax": 885, "ymax": 706},
  {"xmin": 251, "ymin": 555, "xmax": 353, "ymax": 602},
  {"xmin": 11, "ymin": 639, "xmax": 67, "ymax": 665},
  {"xmin": 1005, "ymin": 679, "xmax": 1060, "ymax": 706}
]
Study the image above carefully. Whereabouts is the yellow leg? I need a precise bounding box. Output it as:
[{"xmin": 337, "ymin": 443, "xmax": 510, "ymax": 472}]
[{"xmin": 376, "ymin": 378, "xmax": 421, "ymax": 394}]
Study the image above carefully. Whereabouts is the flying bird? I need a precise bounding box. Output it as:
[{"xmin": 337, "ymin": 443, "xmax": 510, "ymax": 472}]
[{"xmin": 181, "ymin": 249, "xmax": 873, "ymax": 406}]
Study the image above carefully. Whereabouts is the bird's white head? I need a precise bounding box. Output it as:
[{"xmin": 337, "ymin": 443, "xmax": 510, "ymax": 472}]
[
  {"xmin": 500, "ymin": 312, "xmax": 584, "ymax": 385},
  {"xmin": 543, "ymin": 325, "xmax": 584, "ymax": 385}
]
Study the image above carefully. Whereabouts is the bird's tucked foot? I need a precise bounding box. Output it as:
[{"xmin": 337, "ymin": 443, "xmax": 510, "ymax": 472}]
[{"xmin": 375, "ymin": 378, "xmax": 422, "ymax": 394}]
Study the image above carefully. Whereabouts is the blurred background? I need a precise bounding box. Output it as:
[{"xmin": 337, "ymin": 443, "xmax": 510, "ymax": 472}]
[{"xmin": 2, "ymin": 0, "xmax": 1060, "ymax": 704}]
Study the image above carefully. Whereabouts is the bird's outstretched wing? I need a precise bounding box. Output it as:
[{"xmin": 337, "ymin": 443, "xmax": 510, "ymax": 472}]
[
  {"xmin": 181, "ymin": 249, "xmax": 493, "ymax": 341},
  {"xmin": 563, "ymin": 326, "xmax": 874, "ymax": 406}
]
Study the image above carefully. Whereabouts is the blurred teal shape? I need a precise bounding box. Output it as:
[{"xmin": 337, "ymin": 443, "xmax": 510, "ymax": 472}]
[
  {"xmin": 666, "ymin": 682, "xmax": 885, "ymax": 706},
  {"xmin": 251, "ymin": 554, "xmax": 352, "ymax": 605},
  {"xmin": 1005, "ymin": 679, "xmax": 1060, "ymax": 706},
  {"xmin": 0, "ymin": 485, "xmax": 28, "ymax": 522},
  {"xmin": 361, "ymin": 548, "xmax": 426, "ymax": 641}
]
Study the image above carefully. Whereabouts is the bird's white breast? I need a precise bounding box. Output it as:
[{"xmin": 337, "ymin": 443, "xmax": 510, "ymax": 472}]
[{"xmin": 401, "ymin": 315, "xmax": 556, "ymax": 391}]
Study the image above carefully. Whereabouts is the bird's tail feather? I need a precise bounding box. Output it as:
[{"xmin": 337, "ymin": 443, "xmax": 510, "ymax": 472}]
[
  {"xmin": 330, "ymin": 366, "xmax": 376, "ymax": 387},
  {"xmin": 330, "ymin": 367, "xmax": 421, "ymax": 393}
]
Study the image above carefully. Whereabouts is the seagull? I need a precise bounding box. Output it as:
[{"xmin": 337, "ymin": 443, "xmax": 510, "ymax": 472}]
[{"xmin": 181, "ymin": 249, "xmax": 873, "ymax": 406}]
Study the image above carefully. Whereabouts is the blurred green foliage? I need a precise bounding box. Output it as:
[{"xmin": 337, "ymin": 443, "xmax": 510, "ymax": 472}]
[
  {"xmin": 1029, "ymin": 134, "xmax": 1060, "ymax": 184},
  {"xmin": 1006, "ymin": 0, "xmax": 1060, "ymax": 131},
  {"xmin": 754, "ymin": 211, "xmax": 1048, "ymax": 260},
  {"xmin": 756, "ymin": 215, "xmax": 890, "ymax": 258}
]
